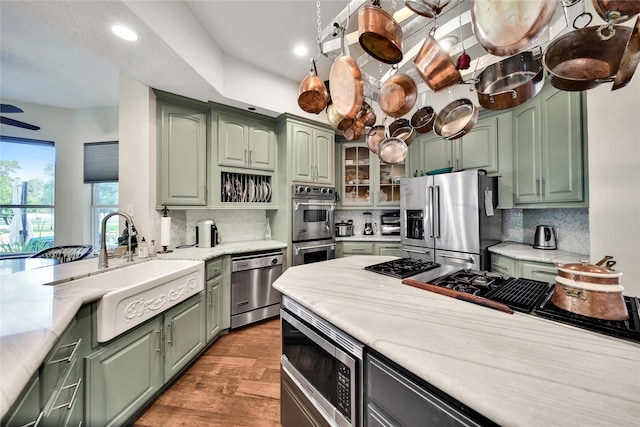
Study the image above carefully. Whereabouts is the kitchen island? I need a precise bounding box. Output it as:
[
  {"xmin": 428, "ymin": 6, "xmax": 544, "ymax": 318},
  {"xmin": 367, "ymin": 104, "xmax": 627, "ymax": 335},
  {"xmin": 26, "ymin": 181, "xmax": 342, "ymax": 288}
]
[{"xmin": 273, "ymin": 256, "xmax": 640, "ymax": 426}]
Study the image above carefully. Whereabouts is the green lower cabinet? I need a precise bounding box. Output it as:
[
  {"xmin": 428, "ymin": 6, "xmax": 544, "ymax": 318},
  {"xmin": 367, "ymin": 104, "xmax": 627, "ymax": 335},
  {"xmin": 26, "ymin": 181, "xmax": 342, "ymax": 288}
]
[
  {"xmin": 491, "ymin": 253, "xmax": 557, "ymax": 283},
  {"xmin": 85, "ymin": 317, "xmax": 163, "ymax": 427},
  {"xmin": 163, "ymin": 294, "xmax": 206, "ymax": 382},
  {"xmin": 342, "ymin": 242, "xmax": 374, "ymax": 256},
  {"xmin": 375, "ymin": 243, "xmax": 402, "ymax": 257},
  {"xmin": 2, "ymin": 374, "xmax": 41, "ymax": 427},
  {"xmin": 206, "ymin": 275, "xmax": 223, "ymax": 342},
  {"xmin": 85, "ymin": 294, "xmax": 206, "ymax": 426}
]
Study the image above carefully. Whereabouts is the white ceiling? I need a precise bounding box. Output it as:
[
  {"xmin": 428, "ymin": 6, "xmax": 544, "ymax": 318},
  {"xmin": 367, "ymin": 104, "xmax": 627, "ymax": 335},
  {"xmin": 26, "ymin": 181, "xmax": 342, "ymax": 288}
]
[{"xmin": 0, "ymin": 0, "xmax": 350, "ymax": 110}]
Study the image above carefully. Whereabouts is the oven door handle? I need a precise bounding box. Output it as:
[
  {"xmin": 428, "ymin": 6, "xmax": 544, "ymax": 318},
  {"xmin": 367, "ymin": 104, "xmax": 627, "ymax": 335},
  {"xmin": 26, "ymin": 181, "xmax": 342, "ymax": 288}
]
[
  {"xmin": 294, "ymin": 202, "xmax": 337, "ymax": 211},
  {"xmin": 294, "ymin": 243, "xmax": 336, "ymax": 256},
  {"xmin": 403, "ymin": 248, "xmax": 431, "ymax": 255},
  {"xmin": 439, "ymin": 254, "xmax": 475, "ymax": 264}
]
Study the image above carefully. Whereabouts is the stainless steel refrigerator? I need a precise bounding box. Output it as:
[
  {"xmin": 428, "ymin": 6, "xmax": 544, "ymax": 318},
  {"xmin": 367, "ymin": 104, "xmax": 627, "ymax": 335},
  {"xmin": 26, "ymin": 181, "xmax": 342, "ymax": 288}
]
[{"xmin": 400, "ymin": 169, "xmax": 502, "ymax": 270}]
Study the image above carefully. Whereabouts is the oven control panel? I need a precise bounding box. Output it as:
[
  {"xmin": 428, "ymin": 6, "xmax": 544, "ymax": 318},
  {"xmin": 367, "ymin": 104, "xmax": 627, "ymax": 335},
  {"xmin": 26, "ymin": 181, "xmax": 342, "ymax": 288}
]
[{"xmin": 292, "ymin": 184, "xmax": 335, "ymax": 198}]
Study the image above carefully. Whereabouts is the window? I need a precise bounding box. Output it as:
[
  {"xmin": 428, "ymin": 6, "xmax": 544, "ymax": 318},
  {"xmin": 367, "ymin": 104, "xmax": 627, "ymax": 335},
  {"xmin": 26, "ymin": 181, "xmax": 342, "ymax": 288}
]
[
  {"xmin": 0, "ymin": 136, "xmax": 56, "ymax": 256},
  {"xmin": 91, "ymin": 182, "xmax": 119, "ymax": 251},
  {"xmin": 84, "ymin": 142, "xmax": 119, "ymax": 251}
]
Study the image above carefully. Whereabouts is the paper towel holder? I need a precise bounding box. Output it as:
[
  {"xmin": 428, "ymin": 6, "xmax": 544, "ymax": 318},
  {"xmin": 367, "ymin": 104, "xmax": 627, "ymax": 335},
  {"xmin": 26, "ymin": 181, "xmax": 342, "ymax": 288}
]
[{"xmin": 160, "ymin": 205, "xmax": 173, "ymax": 253}]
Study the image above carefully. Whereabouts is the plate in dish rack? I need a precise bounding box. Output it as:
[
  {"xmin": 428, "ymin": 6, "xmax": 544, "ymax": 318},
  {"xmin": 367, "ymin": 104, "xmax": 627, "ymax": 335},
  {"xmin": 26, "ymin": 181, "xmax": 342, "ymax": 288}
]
[{"xmin": 248, "ymin": 179, "xmax": 256, "ymax": 202}]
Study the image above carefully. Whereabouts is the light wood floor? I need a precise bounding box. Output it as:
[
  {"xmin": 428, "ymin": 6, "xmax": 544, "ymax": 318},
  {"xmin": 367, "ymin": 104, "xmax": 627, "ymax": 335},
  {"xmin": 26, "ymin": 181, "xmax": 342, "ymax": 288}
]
[{"xmin": 132, "ymin": 318, "xmax": 282, "ymax": 427}]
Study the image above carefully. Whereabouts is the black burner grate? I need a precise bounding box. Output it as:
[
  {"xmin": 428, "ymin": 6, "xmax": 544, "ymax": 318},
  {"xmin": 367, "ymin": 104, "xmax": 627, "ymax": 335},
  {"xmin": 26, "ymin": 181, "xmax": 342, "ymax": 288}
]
[
  {"xmin": 485, "ymin": 278, "xmax": 552, "ymax": 313},
  {"xmin": 364, "ymin": 258, "xmax": 441, "ymax": 279}
]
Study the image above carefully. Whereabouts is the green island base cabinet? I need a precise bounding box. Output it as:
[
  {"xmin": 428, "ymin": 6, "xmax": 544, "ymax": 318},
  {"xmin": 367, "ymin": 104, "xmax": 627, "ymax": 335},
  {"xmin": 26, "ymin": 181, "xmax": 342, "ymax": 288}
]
[
  {"xmin": 336, "ymin": 241, "xmax": 402, "ymax": 258},
  {"xmin": 490, "ymin": 253, "xmax": 558, "ymax": 284},
  {"xmin": 2, "ymin": 257, "xmax": 229, "ymax": 427}
]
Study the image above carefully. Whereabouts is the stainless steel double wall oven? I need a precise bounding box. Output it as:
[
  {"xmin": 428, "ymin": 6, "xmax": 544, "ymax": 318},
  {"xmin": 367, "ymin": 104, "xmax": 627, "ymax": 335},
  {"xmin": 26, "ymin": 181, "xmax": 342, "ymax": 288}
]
[{"xmin": 292, "ymin": 185, "xmax": 336, "ymax": 266}]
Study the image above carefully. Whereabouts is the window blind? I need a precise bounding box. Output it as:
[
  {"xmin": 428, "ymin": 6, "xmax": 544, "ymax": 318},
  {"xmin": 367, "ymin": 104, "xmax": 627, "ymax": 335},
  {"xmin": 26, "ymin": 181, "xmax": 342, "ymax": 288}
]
[{"xmin": 84, "ymin": 141, "xmax": 118, "ymax": 183}]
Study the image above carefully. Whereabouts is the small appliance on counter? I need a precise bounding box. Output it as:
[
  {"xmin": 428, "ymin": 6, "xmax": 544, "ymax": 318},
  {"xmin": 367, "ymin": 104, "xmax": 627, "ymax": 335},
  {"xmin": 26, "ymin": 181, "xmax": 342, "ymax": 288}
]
[
  {"xmin": 196, "ymin": 219, "xmax": 220, "ymax": 248},
  {"xmin": 335, "ymin": 220, "xmax": 354, "ymax": 237},
  {"xmin": 380, "ymin": 210, "xmax": 400, "ymax": 235},
  {"xmin": 533, "ymin": 225, "xmax": 557, "ymax": 250},
  {"xmin": 363, "ymin": 212, "xmax": 376, "ymax": 235}
]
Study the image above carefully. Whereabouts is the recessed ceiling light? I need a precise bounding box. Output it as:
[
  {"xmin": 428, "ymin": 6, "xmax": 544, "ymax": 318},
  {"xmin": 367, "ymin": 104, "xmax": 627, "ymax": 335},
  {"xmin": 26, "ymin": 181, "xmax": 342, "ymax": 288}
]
[
  {"xmin": 438, "ymin": 36, "xmax": 458, "ymax": 52},
  {"xmin": 294, "ymin": 45, "xmax": 308, "ymax": 57},
  {"xmin": 111, "ymin": 24, "xmax": 138, "ymax": 42}
]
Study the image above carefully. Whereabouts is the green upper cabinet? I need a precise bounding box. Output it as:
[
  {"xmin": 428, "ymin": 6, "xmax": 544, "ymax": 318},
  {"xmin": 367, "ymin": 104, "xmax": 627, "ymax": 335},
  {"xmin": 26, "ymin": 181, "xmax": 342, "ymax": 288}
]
[
  {"xmin": 408, "ymin": 112, "xmax": 502, "ymax": 176},
  {"xmin": 217, "ymin": 111, "xmax": 276, "ymax": 172},
  {"xmin": 512, "ymin": 84, "xmax": 584, "ymax": 205},
  {"xmin": 290, "ymin": 120, "xmax": 335, "ymax": 185},
  {"xmin": 157, "ymin": 97, "xmax": 208, "ymax": 206}
]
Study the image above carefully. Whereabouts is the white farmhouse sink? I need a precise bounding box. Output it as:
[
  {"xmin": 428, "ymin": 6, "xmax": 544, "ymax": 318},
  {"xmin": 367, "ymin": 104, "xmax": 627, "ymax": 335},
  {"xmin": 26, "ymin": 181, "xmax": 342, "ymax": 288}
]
[{"xmin": 55, "ymin": 259, "xmax": 204, "ymax": 342}]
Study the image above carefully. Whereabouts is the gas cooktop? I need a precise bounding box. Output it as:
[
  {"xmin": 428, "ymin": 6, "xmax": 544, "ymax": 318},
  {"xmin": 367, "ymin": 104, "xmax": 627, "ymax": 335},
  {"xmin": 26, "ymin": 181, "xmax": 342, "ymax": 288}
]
[{"xmin": 364, "ymin": 258, "xmax": 441, "ymax": 279}]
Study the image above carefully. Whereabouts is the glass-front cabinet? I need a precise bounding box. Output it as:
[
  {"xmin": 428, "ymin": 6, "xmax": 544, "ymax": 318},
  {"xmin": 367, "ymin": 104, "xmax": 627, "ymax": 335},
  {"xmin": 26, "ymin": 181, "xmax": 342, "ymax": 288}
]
[{"xmin": 340, "ymin": 141, "xmax": 405, "ymax": 207}]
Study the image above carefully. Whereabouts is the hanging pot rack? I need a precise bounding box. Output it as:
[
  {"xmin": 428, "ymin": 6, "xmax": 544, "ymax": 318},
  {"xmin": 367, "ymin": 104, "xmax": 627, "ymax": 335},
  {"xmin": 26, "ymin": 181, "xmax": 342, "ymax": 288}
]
[{"xmin": 317, "ymin": 0, "xmax": 577, "ymax": 99}]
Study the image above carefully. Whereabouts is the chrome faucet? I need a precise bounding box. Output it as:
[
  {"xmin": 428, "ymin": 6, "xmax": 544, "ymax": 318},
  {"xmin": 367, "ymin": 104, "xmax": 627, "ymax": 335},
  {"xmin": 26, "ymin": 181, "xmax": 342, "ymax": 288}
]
[{"xmin": 99, "ymin": 211, "xmax": 137, "ymax": 269}]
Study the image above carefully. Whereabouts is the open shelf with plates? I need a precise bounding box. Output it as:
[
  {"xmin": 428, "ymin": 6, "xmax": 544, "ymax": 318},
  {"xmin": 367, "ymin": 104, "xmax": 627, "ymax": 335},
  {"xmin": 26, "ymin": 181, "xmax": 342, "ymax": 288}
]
[{"xmin": 220, "ymin": 172, "xmax": 272, "ymax": 204}]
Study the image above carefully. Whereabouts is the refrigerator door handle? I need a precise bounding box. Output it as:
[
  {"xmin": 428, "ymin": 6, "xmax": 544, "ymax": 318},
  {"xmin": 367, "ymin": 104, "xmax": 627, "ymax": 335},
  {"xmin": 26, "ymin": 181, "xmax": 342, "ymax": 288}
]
[
  {"xmin": 427, "ymin": 186, "xmax": 434, "ymax": 238},
  {"xmin": 434, "ymin": 185, "xmax": 441, "ymax": 238},
  {"xmin": 440, "ymin": 254, "xmax": 476, "ymax": 264}
]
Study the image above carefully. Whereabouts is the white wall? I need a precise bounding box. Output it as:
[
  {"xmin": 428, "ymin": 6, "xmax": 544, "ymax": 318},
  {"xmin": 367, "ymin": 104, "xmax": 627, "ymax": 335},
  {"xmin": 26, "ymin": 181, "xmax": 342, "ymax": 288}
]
[{"xmin": 587, "ymin": 76, "xmax": 640, "ymax": 297}]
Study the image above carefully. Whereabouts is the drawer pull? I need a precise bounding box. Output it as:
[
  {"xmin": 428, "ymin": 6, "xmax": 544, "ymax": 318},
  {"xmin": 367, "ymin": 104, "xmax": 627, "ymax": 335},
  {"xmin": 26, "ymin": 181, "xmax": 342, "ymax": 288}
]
[
  {"xmin": 52, "ymin": 378, "xmax": 82, "ymax": 411},
  {"xmin": 48, "ymin": 339, "xmax": 81, "ymax": 365},
  {"xmin": 493, "ymin": 264, "xmax": 509, "ymax": 272}
]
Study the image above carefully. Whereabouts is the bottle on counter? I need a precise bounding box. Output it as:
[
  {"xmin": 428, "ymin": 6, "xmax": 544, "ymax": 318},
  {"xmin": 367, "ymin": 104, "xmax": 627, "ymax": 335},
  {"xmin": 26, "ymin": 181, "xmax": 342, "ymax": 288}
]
[
  {"xmin": 138, "ymin": 237, "xmax": 149, "ymax": 259},
  {"xmin": 149, "ymin": 240, "xmax": 157, "ymax": 257},
  {"xmin": 264, "ymin": 218, "xmax": 272, "ymax": 241}
]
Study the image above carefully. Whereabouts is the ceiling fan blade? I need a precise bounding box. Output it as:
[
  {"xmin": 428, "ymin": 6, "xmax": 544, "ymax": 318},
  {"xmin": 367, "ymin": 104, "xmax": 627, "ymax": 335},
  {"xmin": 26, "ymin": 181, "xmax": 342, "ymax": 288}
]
[
  {"xmin": 0, "ymin": 116, "xmax": 40, "ymax": 130},
  {"xmin": 0, "ymin": 104, "xmax": 24, "ymax": 113}
]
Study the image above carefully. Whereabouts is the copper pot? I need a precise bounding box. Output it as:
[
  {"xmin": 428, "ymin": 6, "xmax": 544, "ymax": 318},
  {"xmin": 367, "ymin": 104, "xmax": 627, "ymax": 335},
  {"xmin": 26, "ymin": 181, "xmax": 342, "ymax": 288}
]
[
  {"xmin": 543, "ymin": 25, "xmax": 632, "ymax": 91},
  {"xmin": 434, "ymin": 98, "xmax": 479, "ymax": 140},
  {"xmin": 592, "ymin": 0, "xmax": 640, "ymax": 24},
  {"xmin": 413, "ymin": 30, "xmax": 461, "ymax": 92},
  {"xmin": 343, "ymin": 118, "xmax": 366, "ymax": 141},
  {"xmin": 298, "ymin": 59, "xmax": 328, "ymax": 114},
  {"xmin": 405, "ymin": 0, "xmax": 451, "ymax": 18},
  {"xmin": 357, "ymin": 101, "xmax": 377, "ymax": 127},
  {"xmin": 327, "ymin": 103, "xmax": 353, "ymax": 131},
  {"xmin": 366, "ymin": 125, "xmax": 385, "ymax": 154},
  {"xmin": 552, "ymin": 261, "xmax": 628, "ymax": 321},
  {"xmin": 411, "ymin": 106, "xmax": 437, "ymax": 133},
  {"xmin": 329, "ymin": 29, "xmax": 364, "ymax": 120},
  {"xmin": 388, "ymin": 118, "xmax": 416, "ymax": 146},
  {"xmin": 379, "ymin": 73, "xmax": 418, "ymax": 118},
  {"xmin": 358, "ymin": 4, "xmax": 403, "ymax": 64}
]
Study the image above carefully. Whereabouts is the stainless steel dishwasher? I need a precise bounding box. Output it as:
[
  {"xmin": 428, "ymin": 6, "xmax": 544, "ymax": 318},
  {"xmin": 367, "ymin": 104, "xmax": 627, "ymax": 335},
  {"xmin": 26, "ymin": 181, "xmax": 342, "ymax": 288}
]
[{"xmin": 230, "ymin": 250, "xmax": 283, "ymax": 329}]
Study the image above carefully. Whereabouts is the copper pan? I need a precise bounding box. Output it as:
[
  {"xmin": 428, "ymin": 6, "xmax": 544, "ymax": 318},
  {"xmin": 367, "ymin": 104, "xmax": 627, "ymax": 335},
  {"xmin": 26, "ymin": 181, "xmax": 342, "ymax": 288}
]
[
  {"xmin": 326, "ymin": 103, "xmax": 353, "ymax": 131},
  {"xmin": 471, "ymin": 0, "xmax": 557, "ymax": 56},
  {"xmin": 543, "ymin": 25, "xmax": 631, "ymax": 91},
  {"xmin": 357, "ymin": 101, "xmax": 377, "ymax": 126},
  {"xmin": 298, "ymin": 59, "xmax": 328, "ymax": 114},
  {"xmin": 366, "ymin": 125, "xmax": 385, "ymax": 154},
  {"xmin": 411, "ymin": 106, "xmax": 437, "ymax": 133},
  {"xmin": 405, "ymin": 0, "xmax": 451, "ymax": 18},
  {"xmin": 414, "ymin": 29, "xmax": 461, "ymax": 92},
  {"xmin": 593, "ymin": 0, "xmax": 640, "ymax": 24},
  {"xmin": 343, "ymin": 118, "xmax": 366, "ymax": 141},
  {"xmin": 358, "ymin": 4, "xmax": 403, "ymax": 64},
  {"xmin": 329, "ymin": 28, "xmax": 364, "ymax": 120},
  {"xmin": 378, "ymin": 73, "xmax": 418, "ymax": 117},
  {"xmin": 434, "ymin": 98, "xmax": 478, "ymax": 140}
]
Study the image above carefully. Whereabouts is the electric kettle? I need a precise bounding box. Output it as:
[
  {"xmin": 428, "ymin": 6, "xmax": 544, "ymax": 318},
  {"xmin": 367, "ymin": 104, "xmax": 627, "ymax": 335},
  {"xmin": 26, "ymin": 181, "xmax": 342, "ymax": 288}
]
[{"xmin": 533, "ymin": 225, "xmax": 557, "ymax": 250}]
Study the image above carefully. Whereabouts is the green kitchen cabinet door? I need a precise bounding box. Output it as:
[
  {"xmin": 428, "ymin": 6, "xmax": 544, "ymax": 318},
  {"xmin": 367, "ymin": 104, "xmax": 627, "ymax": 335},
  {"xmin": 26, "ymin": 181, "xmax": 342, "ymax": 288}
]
[
  {"xmin": 456, "ymin": 115, "xmax": 499, "ymax": 174},
  {"xmin": 163, "ymin": 293, "xmax": 206, "ymax": 382},
  {"xmin": 85, "ymin": 318, "xmax": 163, "ymax": 427},
  {"xmin": 218, "ymin": 112, "xmax": 276, "ymax": 171},
  {"xmin": 540, "ymin": 88, "xmax": 583, "ymax": 202},
  {"xmin": 158, "ymin": 101, "xmax": 208, "ymax": 206},
  {"xmin": 290, "ymin": 121, "xmax": 335, "ymax": 185},
  {"xmin": 206, "ymin": 275, "xmax": 223, "ymax": 342},
  {"xmin": 375, "ymin": 243, "xmax": 402, "ymax": 257},
  {"xmin": 248, "ymin": 122, "xmax": 276, "ymax": 171},
  {"xmin": 1, "ymin": 374, "xmax": 41, "ymax": 427},
  {"xmin": 513, "ymin": 99, "xmax": 541, "ymax": 204},
  {"xmin": 415, "ymin": 132, "xmax": 453, "ymax": 175}
]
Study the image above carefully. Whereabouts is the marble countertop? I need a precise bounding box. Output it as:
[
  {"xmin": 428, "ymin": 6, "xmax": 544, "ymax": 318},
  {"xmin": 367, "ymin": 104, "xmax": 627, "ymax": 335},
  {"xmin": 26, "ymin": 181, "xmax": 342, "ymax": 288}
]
[
  {"xmin": 0, "ymin": 239, "xmax": 287, "ymax": 418},
  {"xmin": 489, "ymin": 241, "xmax": 588, "ymax": 264},
  {"xmin": 273, "ymin": 256, "xmax": 640, "ymax": 426},
  {"xmin": 335, "ymin": 235, "xmax": 400, "ymax": 242}
]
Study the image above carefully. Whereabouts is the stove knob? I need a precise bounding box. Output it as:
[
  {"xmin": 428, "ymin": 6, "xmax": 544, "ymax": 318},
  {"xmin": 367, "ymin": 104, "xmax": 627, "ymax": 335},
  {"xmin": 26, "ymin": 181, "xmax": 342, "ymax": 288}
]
[
  {"xmin": 304, "ymin": 187, "xmax": 311, "ymax": 193},
  {"xmin": 320, "ymin": 187, "xmax": 328, "ymax": 194},
  {"xmin": 326, "ymin": 188, "xmax": 333, "ymax": 194},
  {"xmin": 295, "ymin": 186, "xmax": 304, "ymax": 193}
]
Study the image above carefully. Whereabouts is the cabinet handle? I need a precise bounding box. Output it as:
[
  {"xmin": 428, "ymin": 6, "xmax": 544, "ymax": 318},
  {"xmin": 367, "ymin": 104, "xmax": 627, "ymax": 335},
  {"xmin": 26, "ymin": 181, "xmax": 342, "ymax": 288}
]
[
  {"xmin": 541, "ymin": 177, "xmax": 545, "ymax": 196},
  {"xmin": 244, "ymin": 149, "xmax": 248, "ymax": 167},
  {"xmin": 208, "ymin": 288, "xmax": 213, "ymax": 307},
  {"xmin": 249, "ymin": 150, "xmax": 252, "ymax": 165},
  {"xmin": 532, "ymin": 269, "xmax": 555, "ymax": 276},
  {"xmin": 49, "ymin": 339, "xmax": 81, "ymax": 365},
  {"xmin": 52, "ymin": 378, "xmax": 82, "ymax": 411},
  {"xmin": 493, "ymin": 264, "xmax": 509, "ymax": 272},
  {"xmin": 448, "ymin": 160, "xmax": 451, "ymax": 168},
  {"xmin": 456, "ymin": 159, "xmax": 459, "ymax": 170},
  {"xmin": 155, "ymin": 330, "xmax": 162, "ymax": 353},
  {"xmin": 167, "ymin": 322, "xmax": 173, "ymax": 345},
  {"xmin": 352, "ymin": 248, "xmax": 366, "ymax": 252}
]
